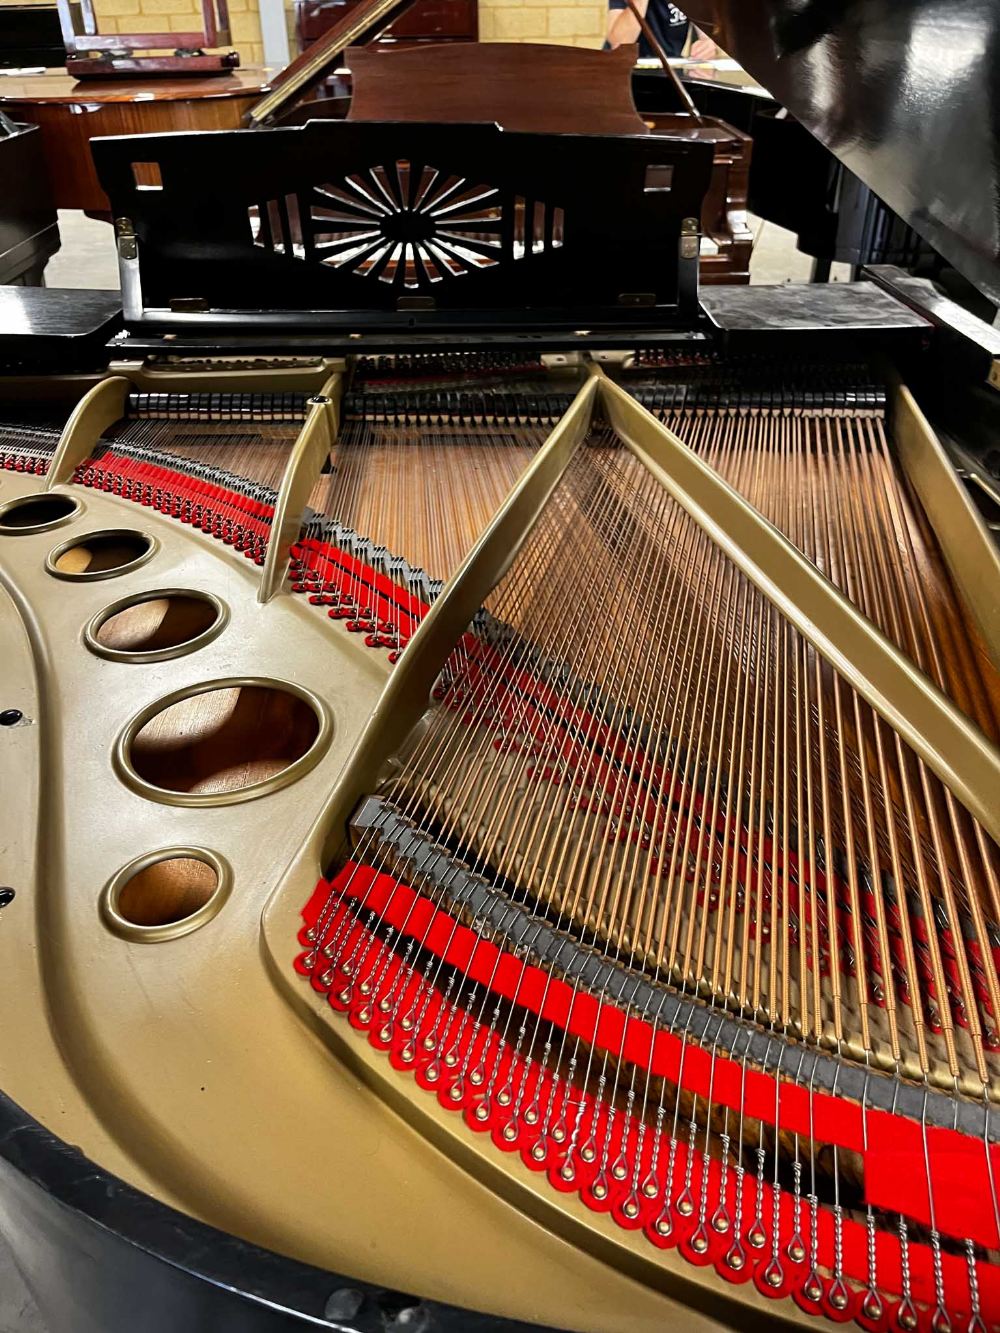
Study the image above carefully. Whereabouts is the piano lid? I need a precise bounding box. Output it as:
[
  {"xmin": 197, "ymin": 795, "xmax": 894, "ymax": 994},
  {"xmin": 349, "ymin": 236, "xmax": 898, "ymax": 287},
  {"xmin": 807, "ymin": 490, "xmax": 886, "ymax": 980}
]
[
  {"xmin": 250, "ymin": 0, "xmax": 694, "ymax": 130},
  {"xmin": 249, "ymin": 0, "xmax": 411, "ymax": 126},
  {"xmin": 683, "ymin": 0, "xmax": 1000, "ymax": 304}
]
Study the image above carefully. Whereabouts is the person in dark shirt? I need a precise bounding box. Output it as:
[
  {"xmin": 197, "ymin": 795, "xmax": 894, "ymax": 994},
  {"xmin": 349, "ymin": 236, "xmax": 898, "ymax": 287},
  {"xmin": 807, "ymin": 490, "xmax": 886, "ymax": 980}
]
[{"xmin": 606, "ymin": 1, "xmax": 717, "ymax": 60}]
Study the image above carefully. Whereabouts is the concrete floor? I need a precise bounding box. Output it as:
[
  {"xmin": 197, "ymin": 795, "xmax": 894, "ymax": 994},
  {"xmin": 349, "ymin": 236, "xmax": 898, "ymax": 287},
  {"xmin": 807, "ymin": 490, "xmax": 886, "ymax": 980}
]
[
  {"xmin": 45, "ymin": 211, "xmax": 121, "ymax": 291},
  {"xmin": 0, "ymin": 205, "xmax": 847, "ymax": 1333},
  {"xmin": 0, "ymin": 1242, "xmax": 42, "ymax": 1333}
]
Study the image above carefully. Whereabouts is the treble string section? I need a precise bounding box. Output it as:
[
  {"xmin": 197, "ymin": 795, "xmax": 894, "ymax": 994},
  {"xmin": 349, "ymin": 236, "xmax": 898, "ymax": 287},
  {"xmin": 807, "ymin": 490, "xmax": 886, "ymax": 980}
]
[
  {"xmin": 522, "ymin": 424, "xmax": 732, "ymax": 1169},
  {"xmin": 463, "ymin": 443, "xmax": 694, "ymax": 1151},
  {"xmin": 376, "ymin": 418, "xmax": 757, "ymax": 1210},
  {"xmin": 318, "ymin": 437, "xmax": 643, "ymax": 1036},
  {"xmin": 311, "ymin": 436, "xmax": 632, "ymax": 1020},
  {"xmin": 548, "ymin": 416, "xmax": 800, "ymax": 1258},
  {"xmin": 300, "ymin": 392, "xmax": 1000, "ymax": 1326},
  {"xmin": 74, "ymin": 415, "xmax": 290, "ymax": 562},
  {"xmin": 381, "ymin": 465, "xmax": 644, "ymax": 1083},
  {"xmin": 325, "ymin": 506, "xmax": 575, "ymax": 1013},
  {"xmin": 664, "ymin": 403, "xmax": 1000, "ymax": 1089},
  {"xmin": 344, "ymin": 418, "xmax": 784, "ymax": 1237},
  {"xmin": 0, "ymin": 420, "xmax": 62, "ymax": 474}
]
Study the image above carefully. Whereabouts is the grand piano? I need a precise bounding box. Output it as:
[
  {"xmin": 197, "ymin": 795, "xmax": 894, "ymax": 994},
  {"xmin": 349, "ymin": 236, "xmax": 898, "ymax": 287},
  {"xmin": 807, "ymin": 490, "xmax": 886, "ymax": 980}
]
[{"xmin": 0, "ymin": 3, "xmax": 999, "ymax": 1332}]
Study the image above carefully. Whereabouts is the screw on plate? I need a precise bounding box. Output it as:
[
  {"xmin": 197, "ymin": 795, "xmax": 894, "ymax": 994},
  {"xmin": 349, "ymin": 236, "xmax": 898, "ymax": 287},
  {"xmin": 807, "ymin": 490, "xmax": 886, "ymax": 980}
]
[
  {"xmin": 0, "ymin": 710, "xmax": 23, "ymax": 727},
  {"xmin": 0, "ymin": 889, "xmax": 15, "ymax": 908}
]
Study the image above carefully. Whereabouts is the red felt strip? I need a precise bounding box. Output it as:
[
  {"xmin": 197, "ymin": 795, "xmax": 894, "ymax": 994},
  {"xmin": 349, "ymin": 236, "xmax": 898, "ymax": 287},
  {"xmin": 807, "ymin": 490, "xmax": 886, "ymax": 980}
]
[
  {"xmin": 304, "ymin": 866, "xmax": 1000, "ymax": 1249},
  {"xmin": 298, "ymin": 880, "xmax": 1000, "ymax": 1319}
]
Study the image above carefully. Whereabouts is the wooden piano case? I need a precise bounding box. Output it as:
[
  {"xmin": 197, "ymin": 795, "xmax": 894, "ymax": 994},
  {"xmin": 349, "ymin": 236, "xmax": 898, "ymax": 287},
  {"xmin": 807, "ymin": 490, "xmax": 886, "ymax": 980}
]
[
  {"xmin": 644, "ymin": 113, "xmax": 752, "ymax": 284},
  {"xmin": 296, "ymin": 0, "xmax": 476, "ymax": 52}
]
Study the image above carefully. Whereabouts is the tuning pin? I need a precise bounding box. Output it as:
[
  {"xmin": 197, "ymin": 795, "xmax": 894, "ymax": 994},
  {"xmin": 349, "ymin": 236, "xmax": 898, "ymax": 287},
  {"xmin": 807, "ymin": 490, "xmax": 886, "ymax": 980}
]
[
  {"xmin": 641, "ymin": 1168, "xmax": 660, "ymax": 1200},
  {"xmin": 675, "ymin": 1186, "xmax": 694, "ymax": 1217},
  {"xmin": 611, "ymin": 1150, "xmax": 630, "ymax": 1182},
  {"xmin": 711, "ymin": 1202, "xmax": 731, "ymax": 1234},
  {"xmin": 931, "ymin": 1307, "xmax": 953, "ymax": 1333},
  {"xmin": 523, "ymin": 1099, "xmax": 540, "ymax": 1126}
]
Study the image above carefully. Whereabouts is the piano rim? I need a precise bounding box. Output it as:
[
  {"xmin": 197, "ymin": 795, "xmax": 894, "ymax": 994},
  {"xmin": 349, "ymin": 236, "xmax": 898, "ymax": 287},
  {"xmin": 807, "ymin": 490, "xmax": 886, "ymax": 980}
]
[{"xmin": 0, "ymin": 1085, "xmax": 546, "ymax": 1332}]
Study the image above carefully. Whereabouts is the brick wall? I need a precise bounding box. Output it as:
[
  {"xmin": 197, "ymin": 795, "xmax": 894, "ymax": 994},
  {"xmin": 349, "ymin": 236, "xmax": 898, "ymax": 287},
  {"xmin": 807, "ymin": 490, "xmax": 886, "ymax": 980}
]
[
  {"xmin": 83, "ymin": 0, "xmax": 609, "ymax": 69},
  {"xmin": 480, "ymin": 0, "xmax": 606, "ymax": 47},
  {"xmin": 93, "ymin": 0, "xmax": 264, "ymax": 63}
]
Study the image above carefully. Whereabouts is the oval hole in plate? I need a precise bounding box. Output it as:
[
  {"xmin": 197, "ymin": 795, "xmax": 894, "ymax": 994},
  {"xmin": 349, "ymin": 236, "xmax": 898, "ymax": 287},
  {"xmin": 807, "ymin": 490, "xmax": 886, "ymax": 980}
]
[
  {"xmin": 102, "ymin": 848, "xmax": 230, "ymax": 941},
  {"xmin": 119, "ymin": 680, "xmax": 327, "ymax": 805},
  {"xmin": 48, "ymin": 529, "xmax": 155, "ymax": 580},
  {"xmin": 87, "ymin": 590, "xmax": 226, "ymax": 662},
  {"xmin": 0, "ymin": 492, "xmax": 80, "ymax": 534}
]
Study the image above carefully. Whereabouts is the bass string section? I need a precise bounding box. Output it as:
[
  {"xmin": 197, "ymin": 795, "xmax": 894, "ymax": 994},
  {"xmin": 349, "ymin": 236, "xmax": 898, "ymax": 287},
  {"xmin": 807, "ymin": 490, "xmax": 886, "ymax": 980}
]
[
  {"xmin": 0, "ymin": 418, "xmax": 64, "ymax": 475},
  {"xmin": 66, "ymin": 376, "xmax": 561, "ymax": 642},
  {"xmin": 298, "ymin": 403, "xmax": 1000, "ymax": 1329},
  {"xmin": 74, "ymin": 396, "xmax": 307, "ymax": 565}
]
